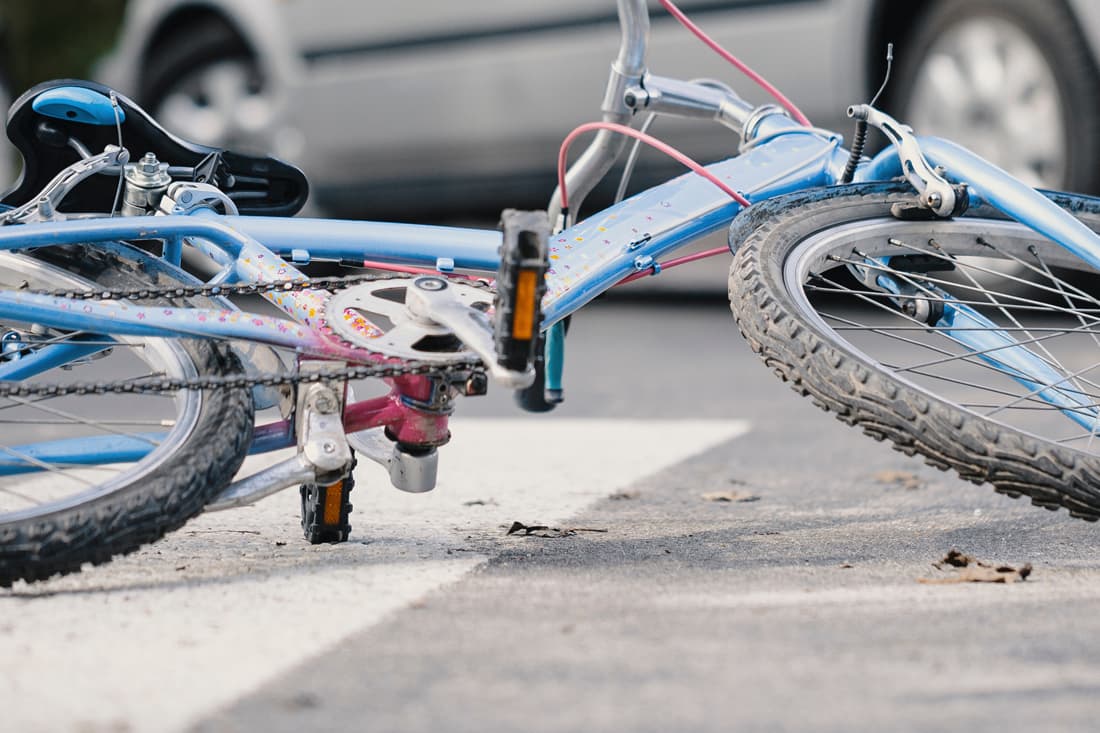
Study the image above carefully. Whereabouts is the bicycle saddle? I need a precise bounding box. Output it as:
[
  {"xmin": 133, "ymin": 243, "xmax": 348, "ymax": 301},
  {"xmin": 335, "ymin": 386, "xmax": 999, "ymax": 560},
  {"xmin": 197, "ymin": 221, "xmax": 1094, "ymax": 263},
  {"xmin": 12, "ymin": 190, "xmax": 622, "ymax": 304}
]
[{"xmin": 1, "ymin": 79, "xmax": 308, "ymax": 217}]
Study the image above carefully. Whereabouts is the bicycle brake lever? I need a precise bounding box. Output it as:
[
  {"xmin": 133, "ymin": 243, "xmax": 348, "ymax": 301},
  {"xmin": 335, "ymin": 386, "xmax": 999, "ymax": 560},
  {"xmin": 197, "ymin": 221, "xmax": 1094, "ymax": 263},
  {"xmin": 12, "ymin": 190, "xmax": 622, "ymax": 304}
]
[
  {"xmin": 2, "ymin": 146, "xmax": 129, "ymax": 224},
  {"xmin": 848, "ymin": 104, "xmax": 956, "ymax": 217}
]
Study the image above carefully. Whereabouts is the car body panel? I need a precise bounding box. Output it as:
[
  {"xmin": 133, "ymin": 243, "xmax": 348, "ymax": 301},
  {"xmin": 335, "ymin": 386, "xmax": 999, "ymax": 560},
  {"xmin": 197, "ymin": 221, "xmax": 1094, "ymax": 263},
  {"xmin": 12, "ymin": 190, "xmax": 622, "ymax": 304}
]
[{"xmin": 96, "ymin": 0, "xmax": 1100, "ymax": 217}]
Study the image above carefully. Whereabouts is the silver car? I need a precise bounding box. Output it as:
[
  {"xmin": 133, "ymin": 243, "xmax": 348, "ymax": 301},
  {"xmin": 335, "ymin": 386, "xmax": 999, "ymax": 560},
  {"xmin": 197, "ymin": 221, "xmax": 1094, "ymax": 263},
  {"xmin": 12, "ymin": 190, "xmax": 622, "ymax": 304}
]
[{"xmin": 98, "ymin": 0, "xmax": 1100, "ymax": 218}]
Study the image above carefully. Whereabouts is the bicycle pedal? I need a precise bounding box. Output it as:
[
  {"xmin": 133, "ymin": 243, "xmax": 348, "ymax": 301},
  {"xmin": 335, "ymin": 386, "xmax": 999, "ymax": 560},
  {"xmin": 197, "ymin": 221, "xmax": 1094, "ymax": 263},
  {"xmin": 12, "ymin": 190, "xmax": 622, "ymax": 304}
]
[
  {"xmin": 299, "ymin": 472, "xmax": 355, "ymax": 544},
  {"xmin": 494, "ymin": 209, "xmax": 550, "ymax": 374}
]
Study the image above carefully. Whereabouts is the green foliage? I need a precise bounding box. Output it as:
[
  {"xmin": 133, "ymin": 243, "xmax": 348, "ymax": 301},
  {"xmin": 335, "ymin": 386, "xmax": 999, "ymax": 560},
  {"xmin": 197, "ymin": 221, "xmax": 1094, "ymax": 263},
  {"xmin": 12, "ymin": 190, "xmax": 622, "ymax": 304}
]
[{"xmin": 0, "ymin": 0, "xmax": 127, "ymax": 93}]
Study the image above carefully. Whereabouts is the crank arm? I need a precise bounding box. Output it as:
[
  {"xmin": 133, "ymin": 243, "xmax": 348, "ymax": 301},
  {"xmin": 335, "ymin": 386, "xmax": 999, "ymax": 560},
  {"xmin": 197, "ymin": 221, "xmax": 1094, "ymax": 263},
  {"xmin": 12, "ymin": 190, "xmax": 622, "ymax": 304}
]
[
  {"xmin": 404, "ymin": 276, "xmax": 534, "ymax": 389},
  {"xmin": 206, "ymin": 454, "xmax": 317, "ymax": 511},
  {"xmin": 209, "ymin": 376, "xmax": 354, "ymax": 511},
  {"xmin": 346, "ymin": 426, "xmax": 439, "ymax": 493}
]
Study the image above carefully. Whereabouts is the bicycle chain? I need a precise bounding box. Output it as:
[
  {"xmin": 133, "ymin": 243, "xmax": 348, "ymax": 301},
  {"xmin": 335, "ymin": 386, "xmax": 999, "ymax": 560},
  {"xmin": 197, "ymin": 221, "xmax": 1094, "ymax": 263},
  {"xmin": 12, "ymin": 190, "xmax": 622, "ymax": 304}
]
[{"xmin": 2, "ymin": 272, "xmax": 495, "ymax": 398}]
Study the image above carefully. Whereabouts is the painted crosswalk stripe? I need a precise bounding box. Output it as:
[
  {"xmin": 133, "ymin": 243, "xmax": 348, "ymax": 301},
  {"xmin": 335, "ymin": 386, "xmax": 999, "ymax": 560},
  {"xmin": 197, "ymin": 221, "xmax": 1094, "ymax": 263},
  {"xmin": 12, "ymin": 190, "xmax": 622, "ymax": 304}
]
[{"xmin": 0, "ymin": 418, "xmax": 748, "ymax": 733}]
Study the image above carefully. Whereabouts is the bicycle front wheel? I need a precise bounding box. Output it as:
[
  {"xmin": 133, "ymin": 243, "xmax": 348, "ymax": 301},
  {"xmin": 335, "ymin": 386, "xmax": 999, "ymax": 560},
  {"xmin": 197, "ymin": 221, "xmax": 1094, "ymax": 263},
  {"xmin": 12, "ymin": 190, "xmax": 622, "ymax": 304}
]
[
  {"xmin": 729, "ymin": 184, "xmax": 1100, "ymax": 520},
  {"xmin": 0, "ymin": 244, "xmax": 254, "ymax": 586}
]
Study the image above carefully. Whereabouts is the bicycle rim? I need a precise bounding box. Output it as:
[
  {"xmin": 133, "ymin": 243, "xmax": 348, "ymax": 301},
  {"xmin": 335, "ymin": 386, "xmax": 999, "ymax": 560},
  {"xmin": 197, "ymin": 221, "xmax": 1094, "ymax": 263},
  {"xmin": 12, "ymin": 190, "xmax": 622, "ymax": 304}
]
[
  {"xmin": 786, "ymin": 217, "xmax": 1100, "ymax": 449},
  {"xmin": 0, "ymin": 251, "xmax": 204, "ymax": 522},
  {"xmin": 729, "ymin": 186, "xmax": 1100, "ymax": 519}
]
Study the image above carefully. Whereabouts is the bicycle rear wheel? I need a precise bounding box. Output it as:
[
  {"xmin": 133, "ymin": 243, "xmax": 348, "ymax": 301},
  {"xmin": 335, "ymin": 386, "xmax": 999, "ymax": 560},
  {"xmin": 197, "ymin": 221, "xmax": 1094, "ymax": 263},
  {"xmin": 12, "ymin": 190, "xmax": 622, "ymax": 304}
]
[
  {"xmin": 0, "ymin": 244, "xmax": 253, "ymax": 586},
  {"xmin": 729, "ymin": 184, "xmax": 1100, "ymax": 520}
]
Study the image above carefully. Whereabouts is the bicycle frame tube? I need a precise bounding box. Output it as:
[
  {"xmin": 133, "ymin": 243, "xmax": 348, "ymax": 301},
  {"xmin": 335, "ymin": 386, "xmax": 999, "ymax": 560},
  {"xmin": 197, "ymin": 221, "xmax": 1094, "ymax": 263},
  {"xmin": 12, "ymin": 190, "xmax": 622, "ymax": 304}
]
[
  {"xmin": 219, "ymin": 215, "xmax": 504, "ymax": 271},
  {"xmin": 227, "ymin": 126, "xmax": 848, "ymax": 325},
  {"xmin": 543, "ymin": 128, "xmax": 843, "ymax": 323},
  {"xmin": 862, "ymin": 137, "xmax": 1100, "ymax": 271},
  {"xmin": 0, "ymin": 125, "xmax": 845, "ymax": 343}
]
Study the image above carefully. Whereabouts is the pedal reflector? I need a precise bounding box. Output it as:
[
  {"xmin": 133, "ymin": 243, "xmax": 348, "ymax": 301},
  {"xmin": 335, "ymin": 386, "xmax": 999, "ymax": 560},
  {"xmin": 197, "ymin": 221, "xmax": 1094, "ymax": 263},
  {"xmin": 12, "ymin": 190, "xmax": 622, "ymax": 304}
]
[
  {"xmin": 495, "ymin": 210, "xmax": 549, "ymax": 372},
  {"xmin": 323, "ymin": 480, "xmax": 345, "ymax": 525},
  {"xmin": 512, "ymin": 270, "xmax": 539, "ymax": 340}
]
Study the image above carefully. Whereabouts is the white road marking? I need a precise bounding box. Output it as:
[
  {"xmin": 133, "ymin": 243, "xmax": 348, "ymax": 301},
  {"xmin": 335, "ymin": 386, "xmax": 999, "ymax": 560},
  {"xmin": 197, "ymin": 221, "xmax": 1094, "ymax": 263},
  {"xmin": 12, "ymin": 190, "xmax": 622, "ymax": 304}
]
[{"xmin": 0, "ymin": 418, "xmax": 747, "ymax": 733}]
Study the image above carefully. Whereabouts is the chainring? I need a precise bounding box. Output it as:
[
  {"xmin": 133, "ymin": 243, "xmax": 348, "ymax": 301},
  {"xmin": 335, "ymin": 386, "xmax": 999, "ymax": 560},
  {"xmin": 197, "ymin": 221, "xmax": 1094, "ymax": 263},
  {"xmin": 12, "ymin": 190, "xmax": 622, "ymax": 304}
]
[{"xmin": 323, "ymin": 276, "xmax": 495, "ymax": 364}]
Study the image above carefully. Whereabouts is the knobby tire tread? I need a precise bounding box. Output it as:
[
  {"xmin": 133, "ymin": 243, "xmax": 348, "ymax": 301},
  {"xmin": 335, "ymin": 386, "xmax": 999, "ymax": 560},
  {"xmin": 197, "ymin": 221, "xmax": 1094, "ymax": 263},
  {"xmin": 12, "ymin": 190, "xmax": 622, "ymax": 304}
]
[{"xmin": 728, "ymin": 184, "xmax": 1100, "ymax": 521}]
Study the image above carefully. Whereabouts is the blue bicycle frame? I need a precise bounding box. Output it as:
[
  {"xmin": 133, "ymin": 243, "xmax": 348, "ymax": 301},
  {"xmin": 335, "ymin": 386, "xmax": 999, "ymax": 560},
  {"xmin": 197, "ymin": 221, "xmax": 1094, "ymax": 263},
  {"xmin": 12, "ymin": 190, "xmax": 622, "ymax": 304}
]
[{"xmin": 1, "ymin": 111, "xmax": 1100, "ymax": 441}]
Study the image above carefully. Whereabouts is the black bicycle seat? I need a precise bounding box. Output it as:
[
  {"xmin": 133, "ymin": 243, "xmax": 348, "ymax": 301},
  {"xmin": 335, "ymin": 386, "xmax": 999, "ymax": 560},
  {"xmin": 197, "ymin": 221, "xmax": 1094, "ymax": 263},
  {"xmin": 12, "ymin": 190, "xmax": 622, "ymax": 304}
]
[{"xmin": 1, "ymin": 78, "xmax": 308, "ymax": 217}]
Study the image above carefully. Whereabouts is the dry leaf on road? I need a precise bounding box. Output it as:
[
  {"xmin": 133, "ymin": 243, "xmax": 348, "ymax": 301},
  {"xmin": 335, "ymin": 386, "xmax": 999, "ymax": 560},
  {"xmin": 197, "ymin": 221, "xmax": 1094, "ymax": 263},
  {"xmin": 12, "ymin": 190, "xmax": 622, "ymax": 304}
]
[
  {"xmin": 701, "ymin": 491, "xmax": 760, "ymax": 503},
  {"xmin": 874, "ymin": 470, "xmax": 923, "ymax": 490},
  {"xmin": 918, "ymin": 549, "xmax": 1032, "ymax": 584},
  {"xmin": 505, "ymin": 521, "xmax": 608, "ymax": 538}
]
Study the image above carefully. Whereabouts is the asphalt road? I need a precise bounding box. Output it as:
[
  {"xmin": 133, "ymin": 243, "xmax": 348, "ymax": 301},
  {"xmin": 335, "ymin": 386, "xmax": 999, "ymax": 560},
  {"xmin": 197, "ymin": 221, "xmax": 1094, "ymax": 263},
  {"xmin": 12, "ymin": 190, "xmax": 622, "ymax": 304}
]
[{"xmin": 4, "ymin": 283, "xmax": 1100, "ymax": 732}]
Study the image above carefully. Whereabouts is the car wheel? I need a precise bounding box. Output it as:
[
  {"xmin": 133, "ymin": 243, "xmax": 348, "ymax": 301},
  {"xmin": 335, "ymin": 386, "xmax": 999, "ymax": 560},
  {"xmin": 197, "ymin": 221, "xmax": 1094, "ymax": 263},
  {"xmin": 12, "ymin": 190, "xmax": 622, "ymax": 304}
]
[
  {"xmin": 139, "ymin": 16, "xmax": 276, "ymax": 155},
  {"xmin": 892, "ymin": 0, "xmax": 1100, "ymax": 192}
]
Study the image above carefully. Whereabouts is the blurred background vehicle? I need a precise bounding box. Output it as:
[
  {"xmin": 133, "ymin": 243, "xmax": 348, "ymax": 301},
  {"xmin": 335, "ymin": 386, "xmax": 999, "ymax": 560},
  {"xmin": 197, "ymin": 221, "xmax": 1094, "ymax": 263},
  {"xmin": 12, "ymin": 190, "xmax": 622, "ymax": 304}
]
[
  {"xmin": 0, "ymin": 0, "xmax": 128, "ymax": 182},
  {"xmin": 5, "ymin": 1, "xmax": 1100, "ymax": 221},
  {"xmin": 93, "ymin": 0, "xmax": 1100, "ymax": 220}
]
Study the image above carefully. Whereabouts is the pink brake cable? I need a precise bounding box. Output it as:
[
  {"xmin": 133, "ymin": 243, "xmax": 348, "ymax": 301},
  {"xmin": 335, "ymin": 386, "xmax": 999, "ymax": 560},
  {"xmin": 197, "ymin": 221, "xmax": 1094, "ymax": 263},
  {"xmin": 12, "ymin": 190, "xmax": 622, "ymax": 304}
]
[{"xmin": 658, "ymin": 0, "xmax": 811, "ymax": 126}]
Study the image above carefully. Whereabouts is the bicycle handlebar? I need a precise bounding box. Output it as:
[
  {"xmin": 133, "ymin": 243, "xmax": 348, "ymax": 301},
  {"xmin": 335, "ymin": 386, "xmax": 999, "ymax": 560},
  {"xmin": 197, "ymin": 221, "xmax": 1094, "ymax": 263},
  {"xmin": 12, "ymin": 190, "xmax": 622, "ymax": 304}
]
[
  {"xmin": 615, "ymin": 0, "xmax": 650, "ymax": 80},
  {"xmin": 547, "ymin": 0, "xmax": 650, "ymax": 227},
  {"xmin": 548, "ymin": 0, "xmax": 760, "ymax": 226}
]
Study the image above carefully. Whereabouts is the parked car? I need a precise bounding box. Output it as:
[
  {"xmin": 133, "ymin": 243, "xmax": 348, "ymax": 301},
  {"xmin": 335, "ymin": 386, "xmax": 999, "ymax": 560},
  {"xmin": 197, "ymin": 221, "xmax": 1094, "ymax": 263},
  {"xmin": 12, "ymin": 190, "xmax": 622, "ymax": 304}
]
[{"xmin": 96, "ymin": 0, "xmax": 1100, "ymax": 219}]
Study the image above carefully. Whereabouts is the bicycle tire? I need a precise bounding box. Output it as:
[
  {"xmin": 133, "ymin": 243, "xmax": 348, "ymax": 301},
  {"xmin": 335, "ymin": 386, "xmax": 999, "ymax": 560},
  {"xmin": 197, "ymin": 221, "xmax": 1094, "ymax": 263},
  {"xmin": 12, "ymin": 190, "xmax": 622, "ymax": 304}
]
[
  {"xmin": 728, "ymin": 183, "xmax": 1100, "ymax": 520},
  {"xmin": 0, "ymin": 243, "xmax": 254, "ymax": 586}
]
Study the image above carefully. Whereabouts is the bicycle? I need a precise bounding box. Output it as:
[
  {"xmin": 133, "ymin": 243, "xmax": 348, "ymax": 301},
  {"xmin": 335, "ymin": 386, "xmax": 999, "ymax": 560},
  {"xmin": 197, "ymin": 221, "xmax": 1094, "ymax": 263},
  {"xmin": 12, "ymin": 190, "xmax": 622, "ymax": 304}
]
[{"xmin": 2, "ymin": 0, "xmax": 1100, "ymax": 587}]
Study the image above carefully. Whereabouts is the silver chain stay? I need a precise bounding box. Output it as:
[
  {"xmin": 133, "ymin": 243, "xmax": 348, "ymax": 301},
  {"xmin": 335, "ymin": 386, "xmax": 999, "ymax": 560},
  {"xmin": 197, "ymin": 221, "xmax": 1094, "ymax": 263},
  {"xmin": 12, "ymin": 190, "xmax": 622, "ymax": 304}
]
[{"xmin": 1, "ymin": 272, "xmax": 495, "ymax": 397}]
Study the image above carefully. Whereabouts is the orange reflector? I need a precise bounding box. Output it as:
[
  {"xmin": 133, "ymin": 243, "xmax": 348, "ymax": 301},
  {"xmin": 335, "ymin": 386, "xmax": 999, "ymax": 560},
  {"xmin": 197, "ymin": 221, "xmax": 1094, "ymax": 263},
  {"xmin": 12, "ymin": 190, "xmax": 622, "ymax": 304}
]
[
  {"xmin": 512, "ymin": 270, "xmax": 538, "ymax": 340},
  {"xmin": 323, "ymin": 481, "xmax": 344, "ymax": 525}
]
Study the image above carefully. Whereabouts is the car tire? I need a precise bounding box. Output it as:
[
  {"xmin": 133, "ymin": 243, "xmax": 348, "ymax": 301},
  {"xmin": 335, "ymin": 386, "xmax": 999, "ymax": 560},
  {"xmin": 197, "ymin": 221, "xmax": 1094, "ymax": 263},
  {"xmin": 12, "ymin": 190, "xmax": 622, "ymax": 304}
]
[
  {"xmin": 139, "ymin": 16, "xmax": 274, "ymax": 154},
  {"xmin": 890, "ymin": 0, "xmax": 1100, "ymax": 193}
]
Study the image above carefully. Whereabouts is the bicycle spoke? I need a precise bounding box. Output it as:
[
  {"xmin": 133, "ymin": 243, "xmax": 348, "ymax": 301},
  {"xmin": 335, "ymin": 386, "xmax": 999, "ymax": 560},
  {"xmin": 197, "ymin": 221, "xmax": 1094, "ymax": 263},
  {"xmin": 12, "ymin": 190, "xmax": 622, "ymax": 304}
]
[
  {"xmin": 2, "ymin": 394, "xmax": 162, "ymax": 447},
  {"xmin": 1029, "ymin": 248, "xmax": 1100, "ymax": 448},
  {"xmin": 961, "ymin": 402, "xmax": 1100, "ymax": 413},
  {"xmin": 893, "ymin": 323, "xmax": 1100, "ymax": 376},
  {"xmin": 827, "ymin": 253, "xmax": 1100, "ymax": 324},
  {"xmin": 0, "ymin": 444, "xmax": 96, "ymax": 488},
  {"xmin": 822, "ymin": 310, "xmax": 1100, "ymax": 413},
  {"xmin": 881, "ymin": 242, "xmax": 1096, "ymax": 408},
  {"xmin": 984, "ymin": 359, "xmax": 1100, "ymax": 418},
  {"xmin": 883, "ymin": 235, "xmax": 1100, "ymax": 311},
  {"xmin": 0, "ymin": 418, "xmax": 174, "ymax": 427},
  {"xmin": 0, "ymin": 485, "xmax": 40, "ymax": 506},
  {"xmin": 831, "ymin": 325, "xmax": 1100, "ymax": 335},
  {"xmin": 806, "ymin": 281, "xmax": 1100, "ymax": 319},
  {"xmin": 886, "ymin": 233, "xmax": 1100, "ymax": 308},
  {"xmin": 819, "ymin": 310, "xmax": 1090, "ymax": 398},
  {"xmin": 811, "ymin": 273, "xmax": 1100, "ymax": 398},
  {"xmin": 973, "ymin": 235, "xmax": 1100, "ymax": 307},
  {"xmin": 839, "ymin": 245, "xmax": 1100, "ymax": 317}
]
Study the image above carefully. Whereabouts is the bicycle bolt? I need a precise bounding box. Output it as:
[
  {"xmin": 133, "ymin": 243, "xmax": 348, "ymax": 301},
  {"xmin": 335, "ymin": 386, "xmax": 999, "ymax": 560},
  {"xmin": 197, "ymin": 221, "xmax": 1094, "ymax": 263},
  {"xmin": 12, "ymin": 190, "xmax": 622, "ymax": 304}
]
[
  {"xmin": 141, "ymin": 152, "xmax": 160, "ymax": 173},
  {"xmin": 925, "ymin": 192, "xmax": 942, "ymax": 209},
  {"xmin": 415, "ymin": 277, "xmax": 447, "ymax": 291},
  {"xmin": 465, "ymin": 372, "xmax": 488, "ymax": 396},
  {"xmin": 314, "ymin": 392, "xmax": 338, "ymax": 414},
  {"xmin": 322, "ymin": 441, "xmax": 337, "ymax": 454}
]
